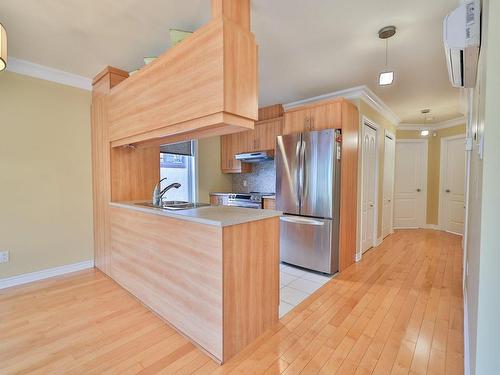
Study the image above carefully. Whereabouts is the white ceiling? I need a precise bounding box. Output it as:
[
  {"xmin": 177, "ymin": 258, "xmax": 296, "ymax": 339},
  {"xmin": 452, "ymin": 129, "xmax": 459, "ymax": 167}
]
[{"xmin": 0, "ymin": 0, "xmax": 463, "ymax": 124}]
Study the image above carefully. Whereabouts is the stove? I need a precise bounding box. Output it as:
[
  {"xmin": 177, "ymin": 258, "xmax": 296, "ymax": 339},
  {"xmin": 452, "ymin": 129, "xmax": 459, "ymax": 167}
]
[
  {"xmin": 226, "ymin": 192, "xmax": 276, "ymax": 209},
  {"xmin": 227, "ymin": 193, "xmax": 263, "ymax": 209}
]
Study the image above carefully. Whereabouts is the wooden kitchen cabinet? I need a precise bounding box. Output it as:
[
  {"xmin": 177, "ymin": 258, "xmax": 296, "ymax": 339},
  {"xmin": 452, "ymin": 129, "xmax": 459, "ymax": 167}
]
[
  {"xmin": 221, "ymin": 108, "xmax": 283, "ymax": 173},
  {"xmin": 284, "ymin": 100, "xmax": 342, "ymax": 134},
  {"xmin": 309, "ymin": 101, "xmax": 342, "ymax": 131},
  {"xmin": 252, "ymin": 117, "xmax": 283, "ymax": 151},
  {"xmin": 221, "ymin": 132, "xmax": 252, "ymax": 173},
  {"xmin": 284, "ymin": 108, "xmax": 311, "ymax": 134},
  {"xmin": 263, "ymin": 197, "xmax": 276, "ymax": 210}
]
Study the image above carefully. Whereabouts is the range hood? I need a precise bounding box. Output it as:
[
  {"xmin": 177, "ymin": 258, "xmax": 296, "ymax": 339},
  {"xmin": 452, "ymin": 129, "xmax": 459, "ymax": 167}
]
[{"xmin": 235, "ymin": 150, "xmax": 274, "ymax": 163}]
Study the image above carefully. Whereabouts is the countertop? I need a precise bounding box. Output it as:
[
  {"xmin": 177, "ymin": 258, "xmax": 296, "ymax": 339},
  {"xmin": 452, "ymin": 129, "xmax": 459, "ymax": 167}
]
[{"xmin": 110, "ymin": 201, "xmax": 282, "ymax": 227}]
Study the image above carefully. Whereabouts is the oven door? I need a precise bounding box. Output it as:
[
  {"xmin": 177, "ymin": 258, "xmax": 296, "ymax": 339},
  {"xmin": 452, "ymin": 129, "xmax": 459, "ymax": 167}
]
[
  {"xmin": 226, "ymin": 201, "xmax": 262, "ymax": 209},
  {"xmin": 280, "ymin": 215, "xmax": 337, "ymax": 274}
]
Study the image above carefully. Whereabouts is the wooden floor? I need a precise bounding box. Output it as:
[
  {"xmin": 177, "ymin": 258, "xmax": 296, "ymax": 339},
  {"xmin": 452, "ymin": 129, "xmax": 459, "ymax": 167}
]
[{"xmin": 0, "ymin": 229, "xmax": 464, "ymax": 374}]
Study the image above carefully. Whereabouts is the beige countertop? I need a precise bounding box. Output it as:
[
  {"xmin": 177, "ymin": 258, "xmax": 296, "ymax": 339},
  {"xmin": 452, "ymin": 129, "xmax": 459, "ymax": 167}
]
[{"xmin": 110, "ymin": 201, "xmax": 282, "ymax": 227}]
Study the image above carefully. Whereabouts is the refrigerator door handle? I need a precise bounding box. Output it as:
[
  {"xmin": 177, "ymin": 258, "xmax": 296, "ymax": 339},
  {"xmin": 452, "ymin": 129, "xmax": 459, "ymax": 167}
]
[
  {"xmin": 298, "ymin": 139, "xmax": 306, "ymax": 206},
  {"xmin": 280, "ymin": 216, "xmax": 325, "ymax": 226},
  {"xmin": 296, "ymin": 138, "xmax": 304, "ymax": 206}
]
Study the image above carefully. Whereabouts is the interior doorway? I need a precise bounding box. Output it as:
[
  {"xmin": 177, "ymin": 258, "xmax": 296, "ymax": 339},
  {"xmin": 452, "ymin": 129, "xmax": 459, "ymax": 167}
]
[
  {"xmin": 394, "ymin": 139, "xmax": 428, "ymax": 228},
  {"xmin": 439, "ymin": 135, "xmax": 466, "ymax": 235},
  {"xmin": 361, "ymin": 119, "xmax": 379, "ymax": 253},
  {"xmin": 382, "ymin": 131, "xmax": 395, "ymax": 238}
]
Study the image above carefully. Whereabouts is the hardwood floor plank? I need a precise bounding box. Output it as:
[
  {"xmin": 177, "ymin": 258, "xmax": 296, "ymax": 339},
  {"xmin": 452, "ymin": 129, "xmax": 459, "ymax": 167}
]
[{"xmin": 0, "ymin": 230, "xmax": 463, "ymax": 375}]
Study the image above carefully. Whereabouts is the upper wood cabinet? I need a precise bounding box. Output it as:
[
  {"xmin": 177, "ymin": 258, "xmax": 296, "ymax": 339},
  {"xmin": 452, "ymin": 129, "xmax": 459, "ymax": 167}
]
[
  {"xmin": 283, "ymin": 100, "xmax": 342, "ymax": 134},
  {"xmin": 220, "ymin": 132, "xmax": 252, "ymax": 173},
  {"xmin": 221, "ymin": 105, "xmax": 284, "ymax": 173},
  {"xmin": 252, "ymin": 118, "xmax": 283, "ymax": 151},
  {"xmin": 284, "ymin": 109, "xmax": 311, "ymax": 134}
]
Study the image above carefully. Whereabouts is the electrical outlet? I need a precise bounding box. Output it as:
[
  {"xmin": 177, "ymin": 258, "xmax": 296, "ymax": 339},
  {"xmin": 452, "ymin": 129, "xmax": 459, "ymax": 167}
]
[
  {"xmin": 0, "ymin": 250, "xmax": 9, "ymax": 263},
  {"xmin": 243, "ymin": 180, "xmax": 247, "ymax": 187}
]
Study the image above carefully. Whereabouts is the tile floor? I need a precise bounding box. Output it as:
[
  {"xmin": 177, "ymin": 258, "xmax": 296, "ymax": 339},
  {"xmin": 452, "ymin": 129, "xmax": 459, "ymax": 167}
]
[{"xmin": 279, "ymin": 263, "xmax": 333, "ymax": 317}]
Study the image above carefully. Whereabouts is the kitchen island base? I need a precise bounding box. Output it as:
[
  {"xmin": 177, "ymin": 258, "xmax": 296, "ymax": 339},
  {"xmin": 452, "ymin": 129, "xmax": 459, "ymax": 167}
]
[{"xmin": 107, "ymin": 206, "xmax": 279, "ymax": 363}]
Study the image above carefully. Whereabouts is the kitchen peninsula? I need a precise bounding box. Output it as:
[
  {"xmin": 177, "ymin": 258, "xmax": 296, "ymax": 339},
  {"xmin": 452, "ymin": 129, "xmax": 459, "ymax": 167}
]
[
  {"xmin": 108, "ymin": 202, "xmax": 280, "ymax": 363},
  {"xmin": 90, "ymin": 0, "xmax": 280, "ymax": 364}
]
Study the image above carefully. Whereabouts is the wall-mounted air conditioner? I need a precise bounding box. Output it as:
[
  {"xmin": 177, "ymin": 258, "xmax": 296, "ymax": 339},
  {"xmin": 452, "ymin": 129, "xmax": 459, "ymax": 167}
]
[{"xmin": 443, "ymin": 0, "xmax": 481, "ymax": 88}]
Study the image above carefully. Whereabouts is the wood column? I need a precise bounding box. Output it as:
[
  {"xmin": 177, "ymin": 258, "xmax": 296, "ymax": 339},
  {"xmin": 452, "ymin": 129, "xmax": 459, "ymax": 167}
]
[
  {"xmin": 91, "ymin": 66, "xmax": 128, "ymax": 274},
  {"xmin": 211, "ymin": 0, "xmax": 250, "ymax": 30}
]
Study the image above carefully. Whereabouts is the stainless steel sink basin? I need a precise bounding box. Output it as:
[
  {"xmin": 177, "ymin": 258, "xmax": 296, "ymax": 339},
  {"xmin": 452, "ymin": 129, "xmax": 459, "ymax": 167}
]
[{"xmin": 134, "ymin": 201, "xmax": 209, "ymax": 211}]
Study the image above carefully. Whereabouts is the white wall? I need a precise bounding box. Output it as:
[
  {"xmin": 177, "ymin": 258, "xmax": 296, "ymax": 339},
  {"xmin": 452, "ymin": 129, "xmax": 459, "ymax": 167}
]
[{"xmin": 464, "ymin": 0, "xmax": 500, "ymax": 373}]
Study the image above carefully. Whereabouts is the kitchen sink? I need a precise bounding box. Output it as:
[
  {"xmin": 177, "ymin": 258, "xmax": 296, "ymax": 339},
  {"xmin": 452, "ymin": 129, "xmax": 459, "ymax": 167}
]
[{"xmin": 134, "ymin": 201, "xmax": 209, "ymax": 211}]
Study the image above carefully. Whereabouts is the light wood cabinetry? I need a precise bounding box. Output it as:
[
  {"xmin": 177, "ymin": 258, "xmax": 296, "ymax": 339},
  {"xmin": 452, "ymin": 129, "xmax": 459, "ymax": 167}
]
[
  {"xmin": 210, "ymin": 194, "xmax": 228, "ymax": 205},
  {"xmin": 96, "ymin": 0, "xmax": 258, "ymax": 148},
  {"xmin": 220, "ymin": 132, "xmax": 252, "ymax": 173},
  {"xmin": 263, "ymin": 197, "xmax": 276, "ymax": 210},
  {"xmin": 258, "ymin": 104, "xmax": 284, "ymax": 121},
  {"xmin": 252, "ymin": 118, "xmax": 283, "ymax": 151},
  {"xmin": 221, "ymin": 105, "xmax": 283, "ymax": 174},
  {"xmin": 109, "ymin": 206, "xmax": 279, "ymax": 363},
  {"xmin": 284, "ymin": 108, "xmax": 311, "ymax": 134},
  {"xmin": 283, "ymin": 100, "xmax": 342, "ymax": 134}
]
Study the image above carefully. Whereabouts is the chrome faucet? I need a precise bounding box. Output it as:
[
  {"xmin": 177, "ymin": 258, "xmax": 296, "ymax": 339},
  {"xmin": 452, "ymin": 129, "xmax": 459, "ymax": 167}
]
[{"xmin": 152, "ymin": 178, "xmax": 181, "ymax": 206}]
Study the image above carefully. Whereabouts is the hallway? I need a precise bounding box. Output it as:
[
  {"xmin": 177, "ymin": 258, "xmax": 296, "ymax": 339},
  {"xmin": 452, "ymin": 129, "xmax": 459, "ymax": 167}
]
[{"xmin": 0, "ymin": 229, "xmax": 464, "ymax": 374}]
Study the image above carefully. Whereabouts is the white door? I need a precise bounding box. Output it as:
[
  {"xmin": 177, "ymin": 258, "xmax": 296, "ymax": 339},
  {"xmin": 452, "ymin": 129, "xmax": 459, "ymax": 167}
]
[
  {"xmin": 441, "ymin": 137, "xmax": 466, "ymax": 234},
  {"xmin": 361, "ymin": 124, "xmax": 377, "ymax": 253},
  {"xmin": 382, "ymin": 133, "xmax": 395, "ymax": 238},
  {"xmin": 394, "ymin": 140, "xmax": 427, "ymax": 228}
]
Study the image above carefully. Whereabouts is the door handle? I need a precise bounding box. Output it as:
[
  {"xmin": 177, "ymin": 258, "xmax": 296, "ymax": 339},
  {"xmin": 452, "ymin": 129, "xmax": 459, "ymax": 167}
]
[
  {"xmin": 369, "ymin": 203, "xmax": 374, "ymax": 208},
  {"xmin": 416, "ymin": 188, "xmax": 421, "ymax": 192},
  {"xmin": 445, "ymin": 189, "xmax": 451, "ymax": 193},
  {"xmin": 280, "ymin": 216, "xmax": 324, "ymax": 226}
]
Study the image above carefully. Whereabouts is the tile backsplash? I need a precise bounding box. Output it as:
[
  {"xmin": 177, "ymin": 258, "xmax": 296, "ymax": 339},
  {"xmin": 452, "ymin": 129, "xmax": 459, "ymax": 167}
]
[{"xmin": 232, "ymin": 160, "xmax": 276, "ymax": 193}]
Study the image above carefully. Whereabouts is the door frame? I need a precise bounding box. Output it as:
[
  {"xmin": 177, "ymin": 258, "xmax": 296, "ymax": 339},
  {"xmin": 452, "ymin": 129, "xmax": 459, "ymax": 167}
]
[
  {"xmin": 394, "ymin": 139, "xmax": 428, "ymax": 229},
  {"xmin": 359, "ymin": 116, "xmax": 380, "ymax": 255},
  {"xmin": 438, "ymin": 134, "xmax": 466, "ymax": 234},
  {"xmin": 382, "ymin": 129, "xmax": 396, "ymax": 238}
]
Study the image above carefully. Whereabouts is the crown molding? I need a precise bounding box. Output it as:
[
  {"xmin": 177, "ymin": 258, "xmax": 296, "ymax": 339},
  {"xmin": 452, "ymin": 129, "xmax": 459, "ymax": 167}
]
[
  {"xmin": 398, "ymin": 116, "xmax": 466, "ymax": 131},
  {"xmin": 283, "ymin": 85, "xmax": 401, "ymax": 126},
  {"xmin": 6, "ymin": 57, "xmax": 92, "ymax": 91}
]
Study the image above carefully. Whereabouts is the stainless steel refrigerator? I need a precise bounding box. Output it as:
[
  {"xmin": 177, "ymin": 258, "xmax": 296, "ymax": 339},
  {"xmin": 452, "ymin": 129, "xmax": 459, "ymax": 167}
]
[{"xmin": 276, "ymin": 129, "xmax": 341, "ymax": 274}]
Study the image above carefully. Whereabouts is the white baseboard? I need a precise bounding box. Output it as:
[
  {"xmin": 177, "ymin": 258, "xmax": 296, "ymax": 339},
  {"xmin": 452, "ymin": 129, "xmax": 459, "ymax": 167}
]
[
  {"xmin": 464, "ymin": 287, "xmax": 471, "ymax": 375},
  {"xmin": 423, "ymin": 224, "xmax": 442, "ymax": 230},
  {"xmin": 0, "ymin": 260, "xmax": 94, "ymax": 290}
]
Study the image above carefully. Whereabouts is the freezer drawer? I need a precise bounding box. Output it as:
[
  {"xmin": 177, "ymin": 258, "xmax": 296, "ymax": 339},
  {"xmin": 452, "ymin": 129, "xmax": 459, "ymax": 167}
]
[{"xmin": 280, "ymin": 215, "xmax": 338, "ymax": 274}]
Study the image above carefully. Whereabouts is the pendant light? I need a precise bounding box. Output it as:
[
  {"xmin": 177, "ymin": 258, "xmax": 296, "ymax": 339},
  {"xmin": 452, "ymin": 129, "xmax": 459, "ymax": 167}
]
[
  {"xmin": 0, "ymin": 23, "xmax": 6, "ymax": 71},
  {"xmin": 378, "ymin": 26, "xmax": 396, "ymax": 86},
  {"xmin": 420, "ymin": 109, "xmax": 430, "ymax": 136}
]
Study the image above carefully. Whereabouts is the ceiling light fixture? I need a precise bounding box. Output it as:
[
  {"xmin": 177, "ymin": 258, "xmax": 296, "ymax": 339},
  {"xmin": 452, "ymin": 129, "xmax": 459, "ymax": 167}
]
[
  {"xmin": 420, "ymin": 109, "xmax": 430, "ymax": 136},
  {"xmin": 378, "ymin": 26, "xmax": 396, "ymax": 86},
  {"xmin": 0, "ymin": 23, "xmax": 6, "ymax": 71}
]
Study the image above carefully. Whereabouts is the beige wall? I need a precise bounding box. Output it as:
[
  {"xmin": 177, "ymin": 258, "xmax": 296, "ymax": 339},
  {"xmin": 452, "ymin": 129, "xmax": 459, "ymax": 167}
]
[
  {"xmin": 0, "ymin": 72, "xmax": 93, "ymax": 278},
  {"xmin": 197, "ymin": 136, "xmax": 232, "ymax": 203},
  {"xmin": 396, "ymin": 124, "xmax": 466, "ymax": 225}
]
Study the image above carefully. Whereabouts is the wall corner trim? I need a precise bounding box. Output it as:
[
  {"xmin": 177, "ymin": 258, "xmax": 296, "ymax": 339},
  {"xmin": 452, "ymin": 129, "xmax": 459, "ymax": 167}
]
[
  {"xmin": 6, "ymin": 57, "xmax": 92, "ymax": 91},
  {"xmin": 422, "ymin": 224, "xmax": 442, "ymax": 231},
  {"xmin": 398, "ymin": 116, "xmax": 466, "ymax": 131},
  {"xmin": 283, "ymin": 85, "xmax": 400, "ymax": 126},
  {"xmin": 0, "ymin": 260, "xmax": 95, "ymax": 290}
]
